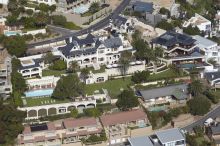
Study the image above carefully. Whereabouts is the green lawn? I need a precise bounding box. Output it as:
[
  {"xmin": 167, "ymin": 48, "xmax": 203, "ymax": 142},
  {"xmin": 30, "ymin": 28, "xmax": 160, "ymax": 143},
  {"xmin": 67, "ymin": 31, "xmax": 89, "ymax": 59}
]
[
  {"xmin": 42, "ymin": 69, "xmax": 66, "ymax": 77},
  {"xmin": 85, "ymin": 77, "xmax": 132, "ymax": 98},
  {"xmin": 24, "ymin": 97, "xmax": 70, "ymax": 107},
  {"xmin": 148, "ymin": 69, "xmax": 186, "ymax": 81}
]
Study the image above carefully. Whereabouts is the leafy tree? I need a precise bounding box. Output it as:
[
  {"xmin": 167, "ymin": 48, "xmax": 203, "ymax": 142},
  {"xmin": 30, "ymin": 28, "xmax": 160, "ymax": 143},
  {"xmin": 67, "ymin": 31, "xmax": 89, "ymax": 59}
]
[
  {"xmin": 52, "ymin": 74, "xmax": 84, "ymax": 99},
  {"xmin": 89, "ymin": 2, "xmax": 100, "ymax": 13},
  {"xmin": 42, "ymin": 52, "xmax": 56, "ymax": 64},
  {"xmin": 118, "ymin": 50, "xmax": 132, "ymax": 76},
  {"xmin": 80, "ymin": 68, "xmax": 90, "ymax": 83},
  {"xmin": 6, "ymin": 15, "xmax": 19, "ymax": 26},
  {"xmin": 116, "ymin": 90, "xmax": 139, "ymax": 111},
  {"xmin": 51, "ymin": 15, "xmax": 67, "ymax": 26},
  {"xmin": 25, "ymin": 9, "xmax": 34, "ymax": 16},
  {"xmin": 159, "ymin": 7, "xmax": 170, "ymax": 17},
  {"xmin": 49, "ymin": 59, "xmax": 67, "ymax": 70},
  {"xmin": 187, "ymin": 96, "xmax": 211, "ymax": 115},
  {"xmin": 49, "ymin": 5, "xmax": 56, "ymax": 13},
  {"xmin": 84, "ymin": 108, "xmax": 101, "ymax": 117},
  {"xmin": 204, "ymin": 90, "xmax": 219, "ymax": 104},
  {"xmin": 7, "ymin": 0, "xmax": 18, "ymax": 12},
  {"xmin": 0, "ymin": 101, "xmax": 26, "ymax": 145},
  {"xmin": 3, "ymin": 36, "xmax": 27, "ymax": 57},
  {"xmin": 38, "ymin": 3, "xmax": 50, "ymax": 13},
  {"xmin": 70, "ymin": 108, "xmax": 78, "ymax": 118},
  {"xmin": 156, "ymin": 20, "xmax": 174, "ymax": 30},
  {"xmin": 34, "ymin": 12, "xmax": 49, "ymax": 27},
  {"xmin": 188, "ymin": 80, "xmax": 204, "ymax": 96},
  {"xmin": 183, "ymin": 25, "xmax": 200, "ymax": 35},
  {"xmin": 131, "ymin": 70, "xmax": 150, "ymax": 84}
]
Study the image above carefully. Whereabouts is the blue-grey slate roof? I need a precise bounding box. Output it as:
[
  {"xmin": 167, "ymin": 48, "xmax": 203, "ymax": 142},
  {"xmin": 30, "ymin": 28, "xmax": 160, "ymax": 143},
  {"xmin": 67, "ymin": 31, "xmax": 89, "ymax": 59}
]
[
  {"xmin": 205, "ymin": 72, "xmax": 220, "ymax": 82},
  {"xmin": 152, "ymin": 31, "xmax": 196, "ymax": 48},
  {"xmin": 113, "ymin": 15, "xmax": 128, "ymax": 28},
  {"xmin": 139, "ymin": 84, "xmax": 188, "ymax": 100},
  {"xmin": 155, "ymin": 128, "xmax": 185, "ymax": 144},
  {"xmin": 129, "ymin": 136, "xmax": 154, "ymax": 146},
  {"xmin": 103, "ymin": 37, "xmax": 123, "ymax": 48},
  {"xmin": 133, "ymin": 1, "xmax": 153, "ymax": 13}
]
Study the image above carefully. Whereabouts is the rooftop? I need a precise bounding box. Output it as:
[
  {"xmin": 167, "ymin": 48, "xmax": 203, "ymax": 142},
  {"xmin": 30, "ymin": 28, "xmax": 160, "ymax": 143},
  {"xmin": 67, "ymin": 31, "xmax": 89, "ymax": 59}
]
[
  {"xmin": 129, "ymin": 136, "xmax": 154, "ymax": 146},
  {"xmin": 100, "ymin": 109, "xmax": 147, "ymax": 126},
  {"xmin": 152, "ymin": 31, "xmax": 196, "ymax": 47},
  {"xmin": 193, "ymin": 35, "xmax": 217, "ymax": 49},
  {"xmin": 155, "ymin": 128, "xmax": 185, "ymax": 144},
  {"xmin": 138, "ymin": 84, "xmax": 188, "ymax": 100},
  {"xmin": 63, "ymin": 117, "xmax": 98, "ymax": 129},
  {"xmin": 205, "ymin": 71, "xmax": 220, "ymax": 81}
]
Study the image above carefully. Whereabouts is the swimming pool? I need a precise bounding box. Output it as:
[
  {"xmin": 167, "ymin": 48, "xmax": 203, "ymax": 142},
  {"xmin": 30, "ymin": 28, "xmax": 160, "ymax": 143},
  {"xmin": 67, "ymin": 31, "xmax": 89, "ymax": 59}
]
[
  {"xmin": 4, "ymin": 31, "xmax": 21, "ymax": 36},
  {"xmin": 177, "ymin": 63, "xmax": 202, "ymax": 69},
  {"xmin": 73, "ymin": 3, "xmax": 90, "ymax": 14},
  {"xmin": 148, "ymin": 105, "xmax": 167, "ymax": 112},
  {"xmin": 25, "ymin": 89, "xmax": 54, "ymax": 98}
]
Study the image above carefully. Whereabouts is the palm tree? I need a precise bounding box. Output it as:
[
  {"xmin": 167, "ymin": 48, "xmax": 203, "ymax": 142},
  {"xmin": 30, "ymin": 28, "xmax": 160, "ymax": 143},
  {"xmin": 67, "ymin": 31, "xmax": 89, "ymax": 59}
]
[
  {"xmin": 189, "ymin": 80, "xmax": 204, "ymax": 96},
  {"xmin": 69, "ymin": 61, "xmax": 79, "ymax": 73},
  {"xmin": 118, "ymin": 51, "xmax": 132, "ymax": 78}
]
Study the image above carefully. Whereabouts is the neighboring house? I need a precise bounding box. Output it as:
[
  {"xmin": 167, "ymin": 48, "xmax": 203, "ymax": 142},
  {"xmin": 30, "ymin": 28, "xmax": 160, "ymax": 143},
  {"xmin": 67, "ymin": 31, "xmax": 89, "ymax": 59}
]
[
  {"xmin": 17, "ymin": 117, "xmax": 103, "ymax": 145},
  {"xmin": 169, "ymin": 2, "xmax": 180, "ymax": 18},
  {"xmin": 131, "ymin": 1, "xmax": 153, "ymax": 14},
  {"xmin": 215, "ymin": 11, "xmax": 220, "ymax": 32},
  {"xmin": 151, "ymin": 31, "xmax": 208, "ymax": 69},
  {"xmin": 183, "ymin": 13, "xmax": 212, "ymax": 33},
  {"xmin": 0, "ymin": 48, "xmax": 12, "ymax": 98},
  {"xmin": 145, "ymin": 13, "xmax": 162, "ymax": 26},
  {"xmin": 100, "ymin": 109, "xmax": 150, "ymax": 145},
  {"xmin": 18, "ymin": 54, "xmax": 45, "ymax": 78},
  {"xmin": 193, "ymin": 35, "xmax": 220, "ymax": 64},
  {"xmin": 204, "ymin": 71, "xmax": 220, "ymax": 88},
  {"xmin": 29, "ymin": 0, "xmax": 56, "ymax": 5},
  {"xmin": 55, "ymin": 33, "xmax": 133, "ymax": 69},
  {"xmin": 111, "ymin": 15, "xmax": 135, "ymax": 33},
  {"xmin": 128, "ymin": 128, "xmax": 186, "ymax": 146},
  {"xmin": 138, "ymin": 84, "xmax": 188, "ymax": 108}
]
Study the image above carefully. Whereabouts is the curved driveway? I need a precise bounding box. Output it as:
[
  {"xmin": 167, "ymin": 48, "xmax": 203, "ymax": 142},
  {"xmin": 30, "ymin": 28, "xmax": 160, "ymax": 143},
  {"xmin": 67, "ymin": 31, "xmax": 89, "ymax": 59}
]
[{"xmin": 28, "ymin": 0, "xmax": 131, "ymax": 49}]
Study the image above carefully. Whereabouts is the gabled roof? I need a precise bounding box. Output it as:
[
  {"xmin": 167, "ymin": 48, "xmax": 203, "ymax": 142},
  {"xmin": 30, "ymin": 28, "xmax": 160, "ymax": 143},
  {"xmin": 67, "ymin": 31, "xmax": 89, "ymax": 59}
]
[
  {"xmin": 139, "ymin": 84, "xmax": 188, "ymax": 100},
  {"xmin": 193, "ymin": 35, "xmax": 217, "ymax": 49},
  {"xmin": 205, "ymin": 71, "xmax": 220, "ymax": 81},
  {"xmin": 103, "ymin": 37, "xmax": 123, "ymax": 48},
  {"xmin": 155, "ymin": 128, "xmax": 185, "ymax": 144},
  {"xmin": 113, "ymin": 15, "xmax": 128, "ymax": 27},
  {"xmin": 152, "ymin": 31, "xmax": 196, "ymax": 47}
]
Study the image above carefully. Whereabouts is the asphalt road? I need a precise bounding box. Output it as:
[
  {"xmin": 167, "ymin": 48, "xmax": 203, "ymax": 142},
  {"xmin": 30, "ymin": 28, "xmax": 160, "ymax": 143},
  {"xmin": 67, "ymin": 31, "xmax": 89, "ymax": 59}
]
[
  {"xmin": 182, "ymin": 105, "xmax": 220, "ymax": 132},
  {"xmin": 28, "ymin": 0, "xmax": 131, "ymax": 49}
]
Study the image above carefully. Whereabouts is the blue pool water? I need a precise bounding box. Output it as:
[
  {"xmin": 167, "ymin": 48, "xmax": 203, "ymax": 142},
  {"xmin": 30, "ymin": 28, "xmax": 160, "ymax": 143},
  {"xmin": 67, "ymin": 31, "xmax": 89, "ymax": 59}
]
[
  {"xmin": 178, "ymin": 63, "xmax": 202, "ymax": 69},
  {"xmin": 4, "ymin": 31, "xmax": 20, "ymax": 36},
  {"xmin": 25, "ymin": 89, "xmax": 54, "ymax": 98},
  {"xmin": 73, "ymin": 4, "xmax": 90, "ymax": 14},
  {"xmin": 148, "ymin": 105, "xmax": 167, "ymax": 112}
]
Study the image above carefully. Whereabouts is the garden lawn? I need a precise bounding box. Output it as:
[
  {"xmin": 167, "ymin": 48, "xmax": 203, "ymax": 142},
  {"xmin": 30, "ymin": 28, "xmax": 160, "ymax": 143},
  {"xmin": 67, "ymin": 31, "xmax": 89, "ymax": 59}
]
[
  {"xmin": 42, "ymin": 69, "xmax": 66, "ymax": 77},
  {"xmin": 148, "ymin": 69, "xmax": 185, "ymax": 81},
  {"xmin": 85, "ymin": 77, "xmax": 132, "ymax": 98},
  {"xmin": 25, "ymin": 97, "xmax": 69, "ymax": 107}
]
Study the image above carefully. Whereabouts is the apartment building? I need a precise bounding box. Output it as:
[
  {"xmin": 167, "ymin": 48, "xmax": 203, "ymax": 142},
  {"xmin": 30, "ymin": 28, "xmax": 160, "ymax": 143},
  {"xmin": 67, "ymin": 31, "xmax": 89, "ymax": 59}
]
[
  {"xmin": 100, "ymin": 109, "xmax": 150, "ymax": 145},
  {"xmin": 128, "ymin": 128, "xmax": 186, "ymax": 146},
  {"xmin": 151, "ymin": 31, "xmax": 208, "ymax": 69},
  {"xmin": 0, "ymin": 48, "xmax": 12, "ymax": 98},
  {"xmin": 138, "ymin": 84, "xmax": 188, "ymax": 108},
  {"xmin": 55, "ymin": 33, "xmax": 133, "ymax": 69},
  {"xmin": 17, "ymin": 117, "xmax": 103, "ymax": 146}
]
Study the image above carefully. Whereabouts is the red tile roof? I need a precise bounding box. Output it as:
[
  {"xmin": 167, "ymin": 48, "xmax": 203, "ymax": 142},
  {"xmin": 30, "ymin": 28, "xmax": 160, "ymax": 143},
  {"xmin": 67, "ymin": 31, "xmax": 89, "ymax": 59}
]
[
  {"xmin": 63, "ymin": 117, "xmax": 98, "ymax": 129},
  {"xmin": 100, "ymin": 109, "xmax": 147, "ymax": 126}
]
